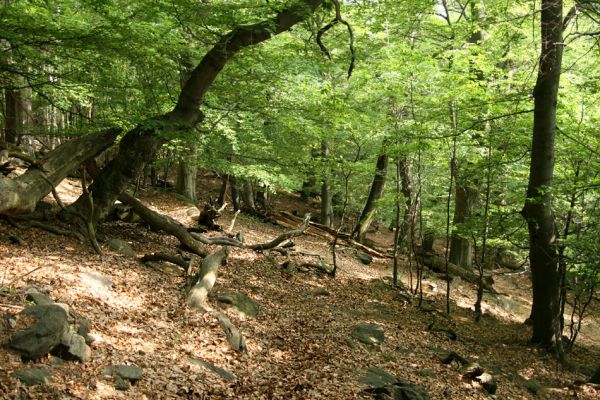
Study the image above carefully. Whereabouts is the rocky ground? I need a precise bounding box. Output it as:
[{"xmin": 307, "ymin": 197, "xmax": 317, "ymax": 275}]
[{"xmin": 0, "ymin": 175, "xmax": 599, "ymax": 399}]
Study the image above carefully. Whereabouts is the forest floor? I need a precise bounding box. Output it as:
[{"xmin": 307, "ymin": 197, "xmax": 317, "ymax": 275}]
[{"xmin": 0, "ymin": 171, "xmax": 599, "ymax": 399}]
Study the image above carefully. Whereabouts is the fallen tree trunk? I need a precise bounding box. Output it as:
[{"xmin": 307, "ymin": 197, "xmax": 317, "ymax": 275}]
[
  {"xmin": 422, "ymin": 254, "xmax": 494, "ymax": 292},
  {"xmin": 277, "ymin": 211, "xmax": 389, "ymax": 259},
  {"xmin": 119, "ymin": 192, "xmax": 209, "ymax": 257},
  {"xmin": 187, "ymin": 247, "xmax": 230, "ymax": 311},
  {"xmin": 0, "ymin": 129, "xmax": 120, "ymax": 216}
]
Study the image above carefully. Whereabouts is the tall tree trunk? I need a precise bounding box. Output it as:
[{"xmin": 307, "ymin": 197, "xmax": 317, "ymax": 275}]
[
  {"xmin": 217, "ymin": 174, "xmax": 229, "ymax": 206},
  {"xmin": 230, "ymin": 176, "xmax": 241, "ymax": 212},
  {"xmin": 395, "ymin": 156, "xmax": 417, "ymax": 249},
  {"xmin": 320, "ymin": 141, "xmax": 332, "ymax": 227},
  {"xmin": 353, "ymin": 152, "xmax": 389, "ymax": 242},
  {"xmin": 3, "ymin": 88, "xmax": 20, "ymax": 145},
  {"xmin": 448, "ymin": 181, "xmax": 477, "ymax": 268},
  {"xmin": 66, "ymin": 0, "xmax": 325, "ymax": 223},
  {"xmin": 176, "ymin": 146, "xmax": 197, "ymax": 203},
  {"xmin": 241, "ymin": 179, "xmax": 256, "ymax": 211},
  {"xmin": 521, "ymin": 0, "xmax": 563, "ymax": 348}
]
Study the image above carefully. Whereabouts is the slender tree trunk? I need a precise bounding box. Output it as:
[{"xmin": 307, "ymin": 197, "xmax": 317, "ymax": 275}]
[
  {"xmin": 241, "ymin": 179, "xmax": 256, "ymax": 211},
  {"xmin": 449, "ymin": 181, "xmax": 477, "ymax": 268},
  {"xmin": 218, "ymin": 174, "xmax": 229, "ymax": 206},
  {"xmin": 320, "ymin": 141, "xmax": 333, "ymax": 227},
  {"xmin": 521, "ymin": 0, "xmax": 563, "ymax": 348},
  {"xmin": 230, "ymin": 176, "xmax": 241, "ymax": 212},
  {"xmin": 3, "ymin": 88, "xmax": 20, "ymax": 145},
  {"xmin": 176, "ymin": 146, "xmax": 198, "ymax": 203},
  {"xmin": 353, "ymin": 152, "xmax": 389, "ymax": 242}
]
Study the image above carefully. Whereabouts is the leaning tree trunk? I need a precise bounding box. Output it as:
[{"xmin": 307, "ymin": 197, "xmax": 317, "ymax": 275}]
[
  {"xmin": 353, "ymin": 152, "xmax": 388, "ymax": 242},
  {"xmin": 521, "ymin": 0, "xmax": 563, "ymax": 348},
  {"xmin": 66, "ymin": 0, "xmax": 326, "ymax": 223},
  {"xmin": 0, "ymin": 129, "xmax": 120, "ymax": 215}
]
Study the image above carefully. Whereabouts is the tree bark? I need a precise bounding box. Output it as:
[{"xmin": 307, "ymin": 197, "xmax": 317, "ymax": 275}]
[
  {"xmin": 0, "ymin": 129, "xmax": 120, "ymax": 216},
  {"xmin": 353, "ymin": 152, "xmax": 388, "ymax": 242},
  {"xmin": 241, "ymin": 179, "xmax": 256, "ymax": 211},
  {"xmin": 320, "ymin": 141, "xmax": 333, "ymax": 227},
  {"xmin": 3, "ymin": 88, "xmax": 20, "ymax": 145},
  {"xmin": 449, "ymin": 182, "xmax": 477, "ymax": 269},
  {"xmin": 521, "ymin": 0, "xmax": 563, "ymax": 348},
  {"xmin": 67, "ymin": 0, "xmax": 325, "ymax": 223},
  {"xmin": 176, "ymin": 146, "xmax": 198, "ymax": 203}
]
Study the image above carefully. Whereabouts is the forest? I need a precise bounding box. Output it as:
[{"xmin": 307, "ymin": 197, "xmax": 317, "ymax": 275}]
[{"xmin": 0, "ymin": 0, "xmax": 599, "ymax": 398}]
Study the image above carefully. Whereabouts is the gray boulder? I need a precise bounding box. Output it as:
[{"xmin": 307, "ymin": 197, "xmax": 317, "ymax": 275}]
[
  {"xmin": 216, "ymin": 292, "xmax": 259, "ymax": 317},
  {"xmin": 13, "ymin": 368, "xmax": 51, "ymax": 386},
  {"xmin": 106, "ymin": 239, "xmax": 136, "ymax": 257},
  {"xmin": 360, "ymin": 367, "xmax": 429, "ymax": 400},
  {"xmin": 10, "ymin": 304, "xmax": 69, "ymax": 360},
  {"xmin": 102, "ymin": 364, "xmax": 143, "ymax": 382},
  {"xmin": 351, "ymin": 323, "xmax": 385, "ymax": 345},
  {"xmin": 59, "ymin": 332, "xmax": 91, "ymax": 363},
  {"xmin": 25, "ymin": 288, "xmax": 53, "ymax": 305}
]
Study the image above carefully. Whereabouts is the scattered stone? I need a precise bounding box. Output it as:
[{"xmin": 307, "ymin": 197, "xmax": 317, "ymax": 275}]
[
  {"xmin": 102, "ymin": 364, "xmax": 143, "ymax": 384},
  {"xmin": 359, "ymin": 367, "xmax": 398, "ymax": 387},
  {"xmin": 76, "ymin": 318, "xmax": 95, "ymax": 345},
  {"xmin": 357, "ymin": 251, "xmax": 373, "ymax": 265},
  {"xmin": 58, "ymin": 332, "xmax": 91, "ymax": 363},
  {"xmin": 216, "ymin": 292, "xmax": 259, "ymax": 318},
  {"xmin": 217, "ymin": 312, "xmax": 248, "ymax": 354},
  {"xmin": 460, "ymin": 362, "xmax": 484, "ymax": 379},
  {"xmin": 360, "ymin": 367, "xmax": 429, "ymax": 400},
  {"xmin": 13, "ymin": 368, "xmax": 51, "ymax": 386},
  {"xmin": 189, "ymin": 358, "xmax": 236, "ymax": 382},
  {"xmin": 311, "ymin": 287, "xmax": 330, "ymax": 297},
  {"xmin": 476, "ymin": 372, "xmax": 497, "ymax": 394},
  {"xmin": 351, "ymin": 323, "xmax": 385, "ymax": 345},
  {"xmin": 416, "ymin": 369, "xmax": 436, "ymax": 378},
  {"xmin": 8, "ymin": 317, "xmax": 17, "ymax": 329},
  {"xmin": 25, "ymin": 288, "xmax": 53, "ymax": 305},
  {"xmin": 10, "ymin": 304, "xmax": 69, "ymax": 360},
  {"xmin": 106, "ymin": 239, "xmax": 136, "ymax": 257},
  {"xmin": 523, "ymin": 379, "xmax": 544, "ymax": 394},
  {"xmin": 48, "ymin": 357, "xmax": 63, "ymax": 367},
  {"xmin": 114, "ymin": 376, "xmax": 130, "ymax": 391}
]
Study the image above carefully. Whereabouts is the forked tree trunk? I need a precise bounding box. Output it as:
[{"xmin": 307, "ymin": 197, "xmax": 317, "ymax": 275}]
[
  {"xmin": 522, "ymin": 0, "xmax": 563, "ymax": 348},
  {"xmin": 353, "ymin": 152, "xmax": 388, "ymax": 242}
]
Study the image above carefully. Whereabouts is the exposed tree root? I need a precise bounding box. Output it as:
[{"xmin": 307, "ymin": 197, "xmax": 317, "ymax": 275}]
[
  {"xmin": 187, "ymin": 247, "xmax": 230, "ymax": 311},
  {"xmin": 140, "ymin": 252, "xmax": 190, "ymax": 272}
]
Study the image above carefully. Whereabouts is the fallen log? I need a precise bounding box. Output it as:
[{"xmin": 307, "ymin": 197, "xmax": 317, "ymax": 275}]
[
  {"xmin": 119, "ymin": 193, "xmax": 209, "ymax": 257},
  {"xmin": 0, "ymin": 129, "xmax": 120, "ymax": 216},
  {"xmin": 422, "ymin": 254, "xmax": 495, "ymax": 292},
  {"xmin": 140, "ymin": 253, "xmax": 190, "ymax": 272},
  {"xmin": 276, "ymin": 211, "xmax": 390, "ymax": 259},
  {"xmin": 187, "ymin": 247, "xmax": 230, "ymax": 311}
]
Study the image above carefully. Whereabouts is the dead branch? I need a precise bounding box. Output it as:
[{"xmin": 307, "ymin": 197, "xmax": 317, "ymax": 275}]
[
  {"xmin": 217, "ymin": 312, "xmax": 248, "ymax": 354},
  {"xmin": 187, "ymin": 247, "xmax": 229, "ymax": 311},
  {"xmin": 228, "ymin": 209, "xmax": 241, "ymax": 233},
  {"xmin": 119, "ymin": 192, "xmax": 209, "ymax": 257},
  {"xmin": 140, "ymin": 252, "xmax": 190, "ymax": 272}
]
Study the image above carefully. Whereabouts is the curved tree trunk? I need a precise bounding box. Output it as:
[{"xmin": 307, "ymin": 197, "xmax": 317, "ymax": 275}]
[
  {"xmin": 522, "ymin": 0, "xmax": 563, "ymax": 348},
  {"xmin": 353, "ymin": 152, "xmax": 389, "ymax": 242},
  {"xmin": 66, "ymin": 0, "xmax": 325, "ymax": 223}
]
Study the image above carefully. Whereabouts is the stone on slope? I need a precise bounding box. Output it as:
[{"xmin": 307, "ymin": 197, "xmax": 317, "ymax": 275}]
[
  {"xmin": 102, "ymin": 364, "xmax": 143, "ymax": 383},
  {"xmin": 106, "ymin": 239, "xmax": 135, "ymax": 257},
  {"xmin": 10, "ymin": 304, "xmax": 69, "ymax": 360},
  {"xmin": 216, "ymin": 291, "xmax": 259, "ymax": 318},
  {"xmin": 351, "ymin": 323, "xmax": 385, "ymax": 345},
  {"xmin": 58, "ymin": 331, "xmax": 91, "ymax": 363},
  {"xmin": 13, "ymin": 368, "xmax": 52, "ymax": 386},
  {"xmin": 359, "ymin": 367, "xmax": 430, "ymax": 400},
  {"xmin": 25, "ymin": 288, "xmax": 53, "ymax": 305}
]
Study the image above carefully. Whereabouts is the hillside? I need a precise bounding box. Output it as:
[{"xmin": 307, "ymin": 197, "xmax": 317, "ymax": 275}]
[{"xmin": 0, "ymin": 179, "xmax": 599, "ymax": 400}]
